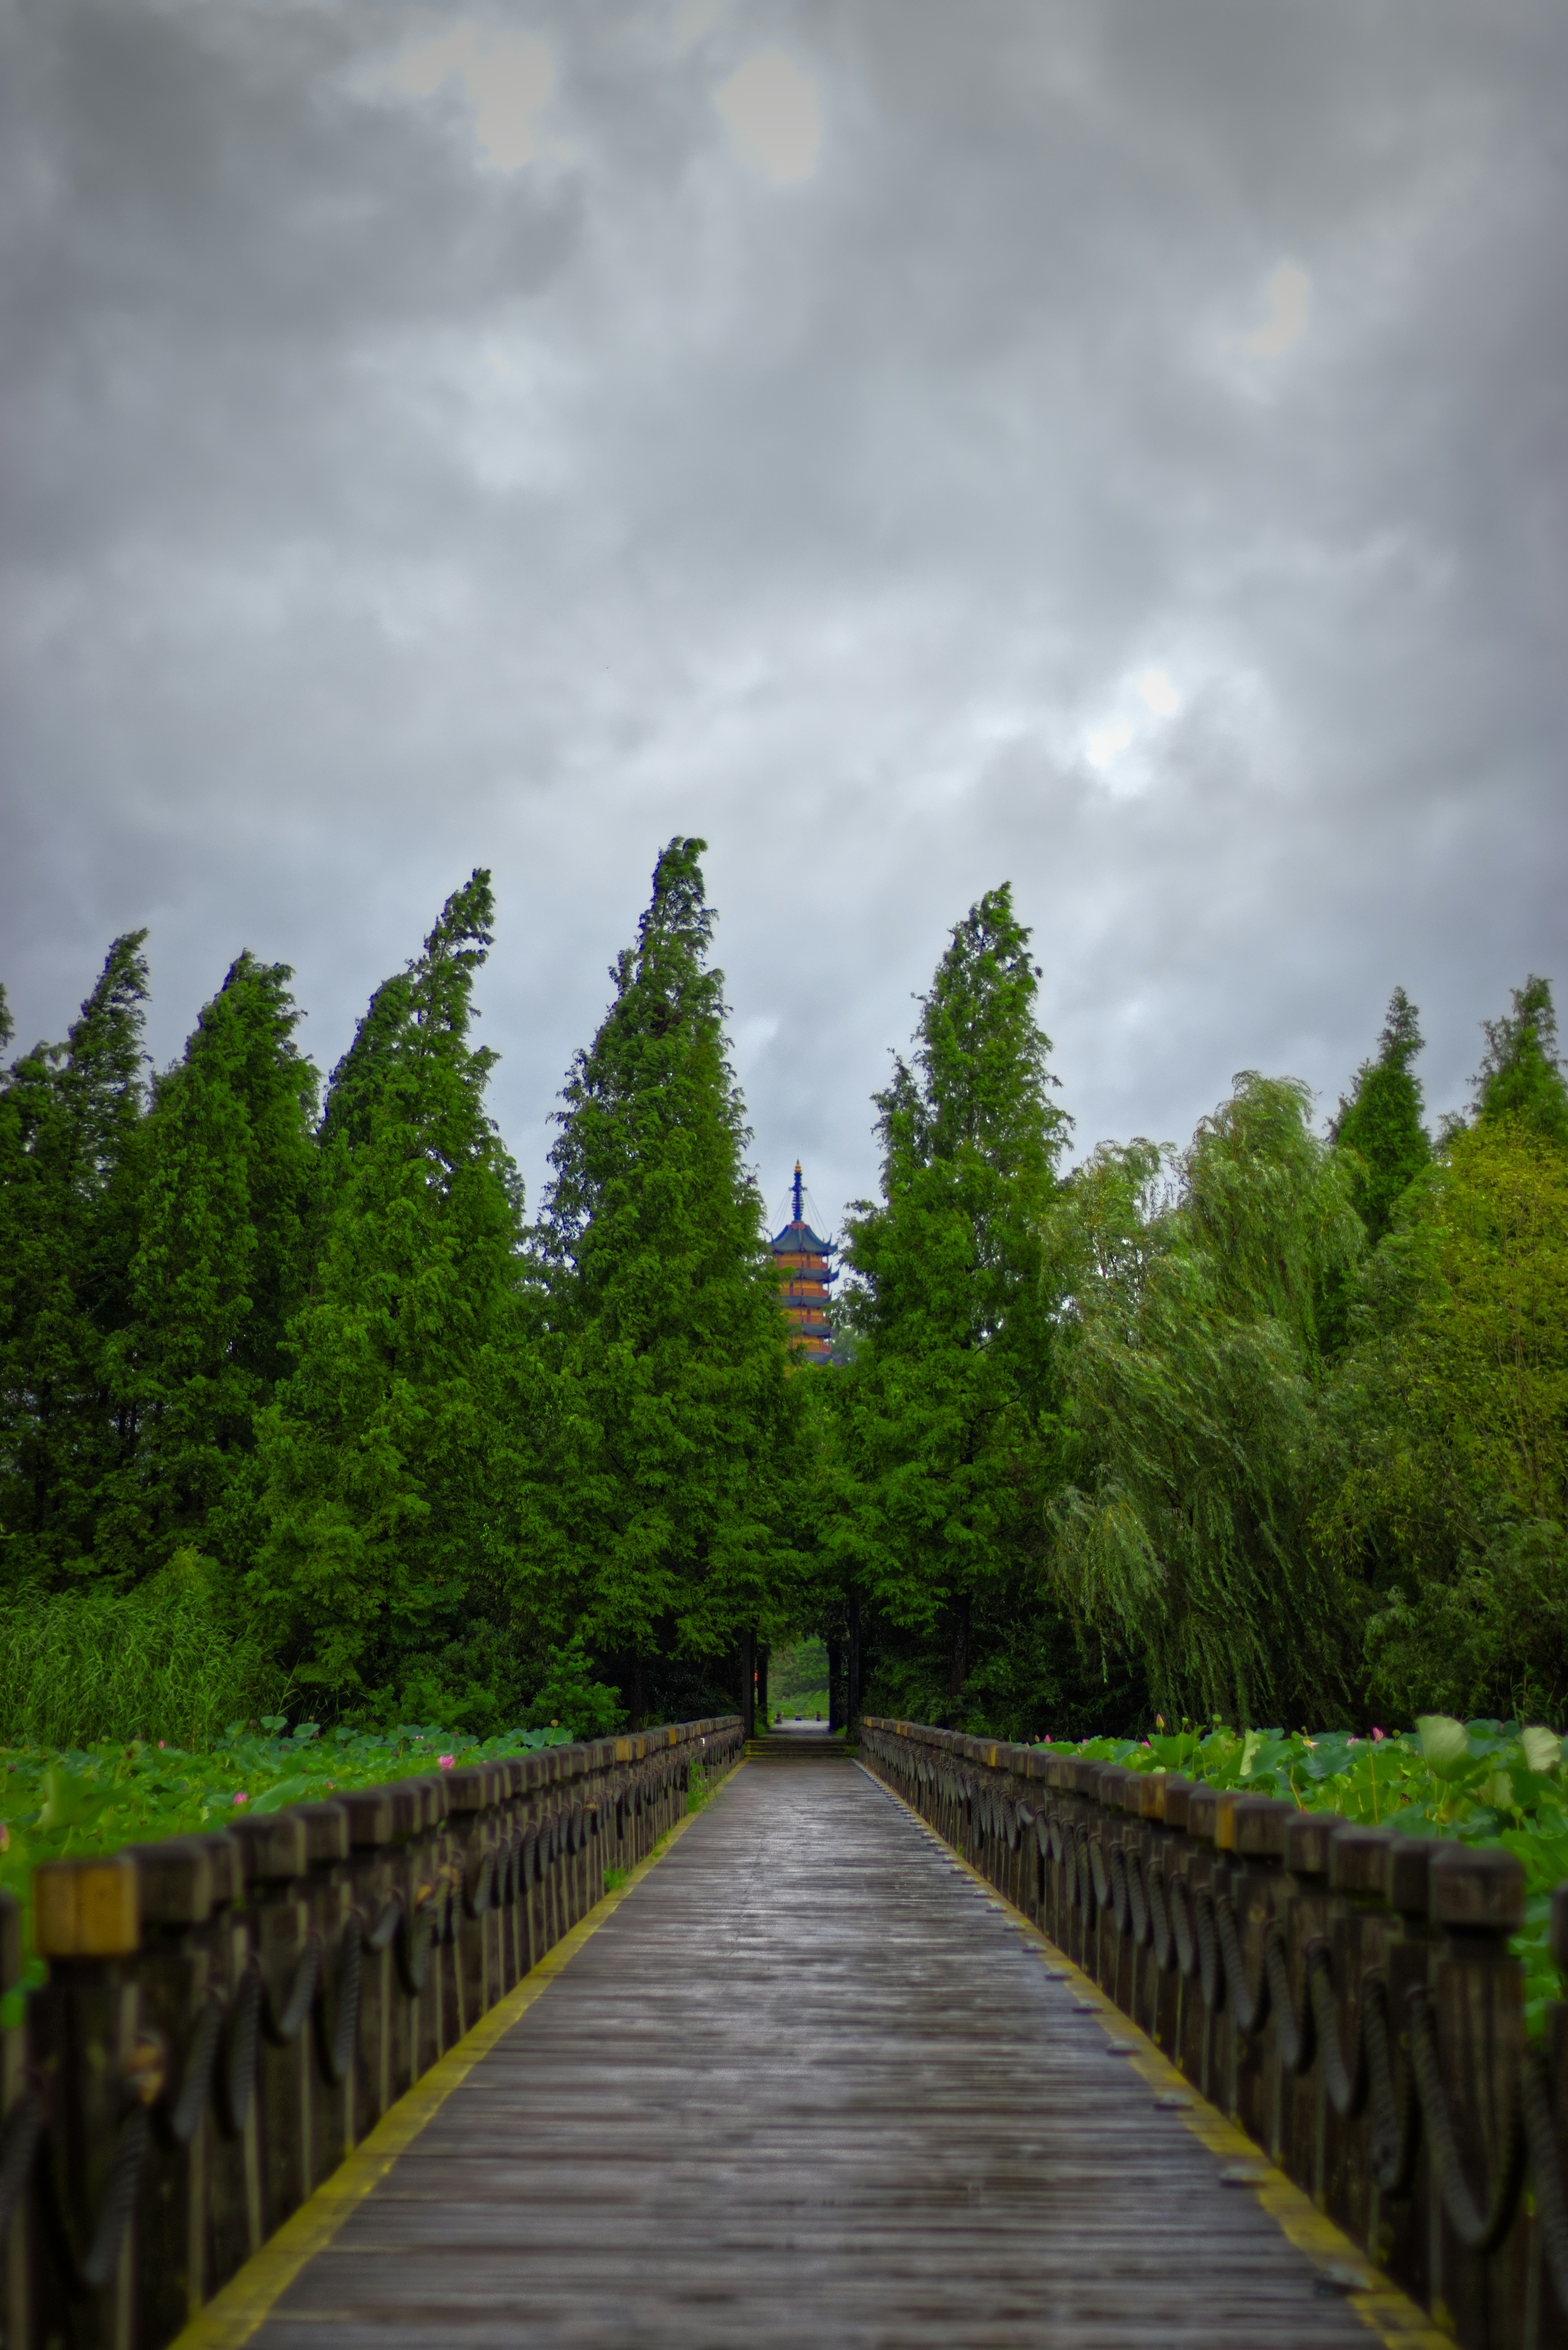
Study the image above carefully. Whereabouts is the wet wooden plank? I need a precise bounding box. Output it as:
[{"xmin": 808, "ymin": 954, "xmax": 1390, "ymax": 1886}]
[{"xmin": 248, "ymin": 1759, "xmax": 1388, "ymax": 2349}]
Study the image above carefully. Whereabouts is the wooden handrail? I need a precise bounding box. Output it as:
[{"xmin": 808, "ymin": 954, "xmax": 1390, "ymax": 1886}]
[{"xmin": 0, "ymin": 1717, "xmax": 745, "ymax": 2350}]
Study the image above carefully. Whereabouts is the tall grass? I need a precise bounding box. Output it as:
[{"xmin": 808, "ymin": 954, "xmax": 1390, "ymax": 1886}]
[{"xmin": 0, "ymin": 1585, "xmax": 281, "ymax": 1750}]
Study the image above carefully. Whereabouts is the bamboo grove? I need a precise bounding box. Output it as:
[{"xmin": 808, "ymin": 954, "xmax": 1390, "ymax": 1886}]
[{"xmin": 3, "ymin": 840, "xmax": 1566, "ymax": 1746}]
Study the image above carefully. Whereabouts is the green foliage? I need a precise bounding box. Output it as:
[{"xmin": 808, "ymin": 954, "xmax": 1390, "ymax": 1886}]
[
  {"xmin": 529, "ymin": 838, "xmax": 798, "ymax": 1706},
  {"xmin": 520, "ymin": 1633, "xmax": 625, "ymax": 1735},
  {"xmin": 1323, "ymin": 1113, "xmax": 1568, "ymax": 1720},
  {"xmin": 0, "ymin": 1713, "xmax": 576, "ymax": 1974},
  {"xmin": 829, "ymin": 885, "xmax": 1080, "ymax": 1733},
  {"xmin": 252, "ymin": 871, "xmax": 538, "ymax": 1717},
  {"xmin": 105, "ymin": 953, "xmax": 318, "ymax": 1576},
  {"xmin": 1027, "ymin": 1713, "xmax": 1568, "ymax": 2034},
  {"xmin": 770, "ymin": 1637, "xmax": 828, "ymax": 1706},
  {"xmin": 1332, "ymin": 988, "xmax": 1431, "ymax": 1247},
  {"xmin": 0, "ymin": 1561, "xmax": 279, "ymax": 1749},
  {"xmin": 0, "ymin": 935, "xmax": 151, "ymax": 1586},
  {"xmin": 1472, "ymin": 975, "xmax": 1568, "ymax": 1148},
  {"xmin": 1051, "ymin": 1076, "xmax": 1364, "ymax": 1728}
]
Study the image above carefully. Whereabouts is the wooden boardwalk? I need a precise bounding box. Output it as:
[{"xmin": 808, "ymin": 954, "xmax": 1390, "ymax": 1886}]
[{"xmin": 221, "ymin": 1745, "xmax": 1407, "ymax": 2350}]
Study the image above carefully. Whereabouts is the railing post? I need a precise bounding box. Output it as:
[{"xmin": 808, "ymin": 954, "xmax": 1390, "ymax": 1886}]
[
  {"xmin": 1278, "ymin": 1809, "xmax": 1344, "ymax": 2199},
  {"xmin": 1, "ymin": 1886, "xmax": 32, "ymax": 2350},
  {"xmin": 339, "ymin": 1789, "xmax": 396, "ymax": 2141},
  {"xmin": 290, "ymin": 1803, "xmax": 351, "ymax": 2188},
  {"xmin": 29, "ymin": 1852, "xmax": 144, "ymax": 2350},
  {"xmin": 1425, "ymin": 1845, "xmax": 1527, "ymax": 2350},
  {"xmin": 227, "ymin": 1812, "xmax": 310, "ymax": 2239},
  {"xmin": 127, "ymin": 1838, "xmax": 215, "ymax": 2340},
  {"xmin": 1150, "ymin": 1774, "xmax": 1192, "ymax": 2062},
  {"xmin": 1182, "ymin": 1789, "xmax": 1226, "ymax": 2105},
  {"xmin": 1230, "ymin": 1796, "xmax": 1294, "ymax": 2154},
  {"xmin": 444, "ymin": 1766, "xmax": 495, "ymax": 2032}
]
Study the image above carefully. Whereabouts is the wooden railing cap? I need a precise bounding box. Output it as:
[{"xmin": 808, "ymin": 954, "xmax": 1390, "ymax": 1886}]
[
  {"xmin": 132, "ymin": 1836, "xmax": 214, "ymax": 1927},
  {"xmin": 1428, "ymin": 1841, "xmax": 1525, "ymax": 1932},
  {"xmin": 32, "ymin": 1853, "xmax": 140, "ymax": 1957},
  {"xmin": 230, "ymin": 1812, "xmax": 308, "ymax": 1883}
]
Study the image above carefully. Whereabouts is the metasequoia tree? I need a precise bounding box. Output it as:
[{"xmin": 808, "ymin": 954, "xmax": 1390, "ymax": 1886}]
[
  {"xmin": 0, "ymin": 935, "xmax": 150, "ymax": 1587},
  {"xmin": 253, "ymin": 872, "xmax": 534, "ymax": 1714},
  {"xmin": 1332, "ymin": 988, "xmax": 1431, "ymax": 1247},
  {"xmin": 105, "ymin": 953, "xmax": 318, "ymax": 1576},
  {"xmin": 529, "ymin": 837, "xmax": 797, "ymax": 1720},
  {"xmin": 832, "ymin": 885, "xmax": 1070, "ymax": 1722}
]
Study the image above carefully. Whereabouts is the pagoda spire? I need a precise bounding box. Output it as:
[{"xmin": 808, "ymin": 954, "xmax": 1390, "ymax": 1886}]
[{"xmin": 771, "ymin": 1163, "xmax": 834, "ymax": 1364}]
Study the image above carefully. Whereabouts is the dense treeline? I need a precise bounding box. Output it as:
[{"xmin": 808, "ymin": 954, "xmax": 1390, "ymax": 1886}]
[
  {"xmin": 0, "ymin": 845, "xmax": 792, "ymax": 1737},
  {"xmin": 3, "ymin": 841, "xmax": 1566, "ymax": 1742},
  {"xmin": 816, "ymin": 916, "xmax": 1568, "ymax": 1739}
]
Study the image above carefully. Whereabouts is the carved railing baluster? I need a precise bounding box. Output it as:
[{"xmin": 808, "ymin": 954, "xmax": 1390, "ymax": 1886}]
[
  {"xmin": 0, "ymin": 1715, "xmax": 741, "ymax": 2350},
  {"xmin": 859, "ymin": 1715, "xmax": 1559, "ymax": 2350}
]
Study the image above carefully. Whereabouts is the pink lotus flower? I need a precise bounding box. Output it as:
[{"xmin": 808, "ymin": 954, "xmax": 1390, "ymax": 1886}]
[
  {"xmin": 1372, "ymin": 1727, "xmax": 1385, "ymax": 1741},
  {"xmin": 233, "ymin": 1791, "xmax": 248, "ymax": 1804},
  {"xmin": 158, "ymin": 1741, "xmax": 166, "ymax": 1750},
  {"xmin": 438, "ymin": 1755, "xmax": 455, "ymax": 1769}
]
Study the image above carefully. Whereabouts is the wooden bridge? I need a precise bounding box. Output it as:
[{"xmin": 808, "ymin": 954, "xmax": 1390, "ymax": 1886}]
[{"xmin": 4, "ymin": 1718, "xmax": 1550, "ymax": 2349}]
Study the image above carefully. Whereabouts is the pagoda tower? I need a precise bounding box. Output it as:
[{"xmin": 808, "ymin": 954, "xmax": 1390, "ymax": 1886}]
[{"xmin": 771, "ymin": 1162, "xmax": 835, "ymax": 1364}]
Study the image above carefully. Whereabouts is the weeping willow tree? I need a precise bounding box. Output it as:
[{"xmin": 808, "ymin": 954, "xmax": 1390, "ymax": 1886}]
[{"xmin": 1048, "ymin": 1074, "xmax": 1364, "ymax": 1727}]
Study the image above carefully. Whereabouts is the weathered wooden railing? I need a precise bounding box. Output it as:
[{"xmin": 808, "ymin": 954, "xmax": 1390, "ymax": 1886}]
[
  {"xmin": 0, "ymin": 1716, "xmax": 743, "ymax": 2350},
  {"xmin": 862, "ymin": 1715, "xmax": 1568, "ymax": 2350}
]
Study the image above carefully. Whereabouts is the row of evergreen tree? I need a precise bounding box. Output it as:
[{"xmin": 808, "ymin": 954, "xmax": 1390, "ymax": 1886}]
[
  {"xmin": 4, "ymin": 840, "xmax": 1566, "ymax": 1738},
  {"xmin": 0, "ymin": 846, "xmax": 795, "ymax": 1731}
]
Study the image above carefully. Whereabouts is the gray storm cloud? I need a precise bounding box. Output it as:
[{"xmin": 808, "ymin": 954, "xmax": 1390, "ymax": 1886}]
[{"xmin": 2, "ymin": 0, "xmax": 1565, "ymax": 1230}]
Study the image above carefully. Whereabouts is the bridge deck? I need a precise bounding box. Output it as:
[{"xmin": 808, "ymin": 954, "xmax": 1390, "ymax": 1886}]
[{"xmin": 230, "ymin": 1752, "xmax": 1397, "ymax": 2350}]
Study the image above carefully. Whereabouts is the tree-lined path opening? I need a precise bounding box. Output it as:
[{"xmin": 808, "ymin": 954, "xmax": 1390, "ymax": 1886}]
[{"xmin": 212, "ymin": 1760, "xmax": 1412, "ymax": 2350}]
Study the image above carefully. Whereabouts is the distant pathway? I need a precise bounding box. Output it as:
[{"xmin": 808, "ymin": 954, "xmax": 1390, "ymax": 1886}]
[{"xmin": 231, "ymin": 1750, "xmax": 1398, "ymax": 2349}]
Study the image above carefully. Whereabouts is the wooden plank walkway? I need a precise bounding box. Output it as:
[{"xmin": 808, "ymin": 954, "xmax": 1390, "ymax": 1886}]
[{"xmin": 224, "ymin": 1749, "xmax": 1407, "ymax": 2350}]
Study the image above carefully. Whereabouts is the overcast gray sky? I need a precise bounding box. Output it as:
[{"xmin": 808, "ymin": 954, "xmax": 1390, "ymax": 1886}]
[{"xmin": 3, "ymin": 0, "xmax": 1565, "ymax": 1235}]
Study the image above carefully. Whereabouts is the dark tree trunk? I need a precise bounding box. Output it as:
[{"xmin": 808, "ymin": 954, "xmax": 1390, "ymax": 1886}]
[
  {"xmin": 738, "ymin": 1628, "xmax": 756, "ymax": 1739},
  {"xmin": 846, "ymin": 1590, "xmax": 862, "ymax": 1733},
  {"xmin": 756, "ymin": 1642, "xmax": 769, "ymax": 1731},
  {"xmin": 949, "ymin": 1593, "xmax": 971, "ymax": 1706},
  {"xmin": 827, "ymin": 1636, "xmax": 845, "ymax": 1732}
]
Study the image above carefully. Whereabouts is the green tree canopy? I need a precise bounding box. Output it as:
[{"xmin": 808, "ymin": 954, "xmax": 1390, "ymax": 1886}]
[
  {"xmin": 1332, "ymin": 988, "xmax": 1431, "ymax": 1246},
  {"xmin": 103, "ymin": 952, "xmax": 318, "ymax": 1576},
  {"xmin": 529, "ymin": 837, "xmax": 798, "ymax": 1716},
  {"xmin": 1051, "ymin": 1074, "xmax": 1364, "ymax": 1727},
  {"xmin": 1472, "ymin": 975, "xmax": 1568, "ymax": 1148},
  {"xmin": 1323, "ymin": 1113, "xmax": 1568, "ymax": 1721},
  {"xmin": 830, "ymin": 885, "xmax": 1076, "ymax": 1727},
  {"xmin": 0, "ymin": 934, "xmax": 150, "ymax": 1589},
  {"xmin": 253, "ymin": 871, "xmax": 536, "ymax": 1719}
]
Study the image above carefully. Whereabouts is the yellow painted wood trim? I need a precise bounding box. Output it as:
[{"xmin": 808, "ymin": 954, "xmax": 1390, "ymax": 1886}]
[
  {"xmin": 170, "ymin": 1774, "xmax": 735, "ymax": 2350},
  {"xmin": 857, "ymin": 1762, "xmax": 1451, "ymax": 2350}
]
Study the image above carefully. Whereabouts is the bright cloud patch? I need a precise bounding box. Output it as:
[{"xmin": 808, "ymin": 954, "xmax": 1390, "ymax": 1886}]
[
  {"xmin": 393, "ymin": 27, "xmax": 555, "ymax": 172},
  {"xmin": 1084, "ymin": 668, "xmax": 1186, "ymax": 794},
  {"xmin": 1239, "ymin": 261, "xmax": 1313, "ymax": 359},
  {"xmin": 715, "ymin": 49, "xmax": 823, "ymax": 186}
]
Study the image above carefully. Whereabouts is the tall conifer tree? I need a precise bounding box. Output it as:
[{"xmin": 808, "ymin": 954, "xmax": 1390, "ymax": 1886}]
[
  {"xmin": 0, "ymin": 935, "xmax": 150, "ymax": 1587},
  {"xmin": 834, "ymin": 886, "xmax": 1070, "ymax": 1720},
  {"xmin": 1472, "ymin": 976, "xmax": 1568, "ymax": 1148},
  {"xmin": 1332, "ymin": 987, "xmax": 1431, "ymax": 1245},
  {"xmin": 103, "ymin": 953, "xmax": 318, "ymax": 1574},
  {"xmin": 532, "ymin": 838, "xmax": 796, "ymax": 1718},
  {"xmin": 253, "ymin": 873, "xmax": 534, "ymax": 1715}
]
